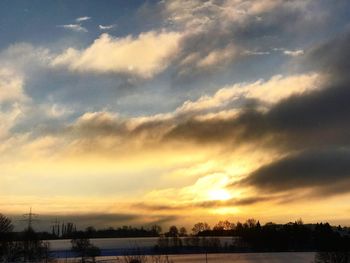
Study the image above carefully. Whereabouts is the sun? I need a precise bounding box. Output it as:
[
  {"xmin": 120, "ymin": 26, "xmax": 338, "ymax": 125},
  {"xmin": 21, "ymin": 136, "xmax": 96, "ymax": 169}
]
[{"xmin": 208, "ymin": 189, "xmax": 231, "ymax": 201}]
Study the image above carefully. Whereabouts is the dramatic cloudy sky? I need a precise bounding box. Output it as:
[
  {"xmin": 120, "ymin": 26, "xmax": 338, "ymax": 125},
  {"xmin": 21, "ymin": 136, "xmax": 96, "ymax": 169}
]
[{"xmin": 1, "ymin": 0, "xmax": 350, "ymax": 230}]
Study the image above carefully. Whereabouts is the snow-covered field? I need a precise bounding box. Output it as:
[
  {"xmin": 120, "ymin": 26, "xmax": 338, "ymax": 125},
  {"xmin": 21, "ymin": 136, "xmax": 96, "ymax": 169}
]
[
  {"xmin": 57, "ymin": 252, "xmax": 315, "ymax": 262},
  {"xmin": 50, "ymin": 238, "xmax": 315, "ymax": 262}
]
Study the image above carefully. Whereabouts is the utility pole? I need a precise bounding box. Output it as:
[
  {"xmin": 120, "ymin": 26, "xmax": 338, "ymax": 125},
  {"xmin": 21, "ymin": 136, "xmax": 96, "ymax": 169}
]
[
  {"xmin": 22, "ymin": 207, "xmax": 39, "ymax": 230},
  {"xmin": 20, "ymin": 208, "xmax": 40, "ymax": 261}
]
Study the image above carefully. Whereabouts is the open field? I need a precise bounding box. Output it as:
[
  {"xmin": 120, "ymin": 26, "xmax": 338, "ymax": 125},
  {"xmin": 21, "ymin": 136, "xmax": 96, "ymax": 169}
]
[{"xmin": 56, "ymin": 252, "xmax": 315, "ymax": 263}]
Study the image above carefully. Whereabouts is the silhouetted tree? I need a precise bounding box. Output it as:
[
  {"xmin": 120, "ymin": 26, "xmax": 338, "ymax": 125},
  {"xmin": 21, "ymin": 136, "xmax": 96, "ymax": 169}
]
[
  {"xmin": 165, "ymin": 226, "xmax": 182, "ymax": 248},
  {"xmin": 245, "ymin": 218, "xmax": 257, "ymax": 228},
  {"xmin": 85, "ymin": 226, "xmax": 96, "ymax": 238},
  {"xmin": 151, "ymin": 225, "xmax": 162, "ymax": 236},
  {"xmin": 179, "ymin": 227, "xmax": 187, "ymax": 237},
  {"xmin": 0, "ymin": 217, "xmax": 52, "ymax": 262},
  {"xmin": 315, "ymin": 252, "xmax": 350, "ymax": 263},
  {"xmin": 61, "ymin": 222, "xmax": 77, "ymax": 238},
  {"xmin": 0, "ymin": 214, "xmax": 13, "ymax": 235},
  {"xmin": 166, "ymin": 226, "xmax": 179, "ymax": 237},
  {"xmin": 17, "ymin": 227, "xmax": 52, "ymax": 262},
  {"xmin": 213, "ymin": 220, "xmax": 234, "ymax": 231},
  {"xmin": 71, "ymin": 237, "xmax": 100, "ymax": 263},
  {"xmin": 256, "ymin": 221, "xmax": 261, "ymax": 229},
  {"xmin": 192, "ymin": 222, "xmax": 210, "ymax": 235},
  {"xmin": 0, "ymin": 214, "xmax": 13, "ymax": 261}
]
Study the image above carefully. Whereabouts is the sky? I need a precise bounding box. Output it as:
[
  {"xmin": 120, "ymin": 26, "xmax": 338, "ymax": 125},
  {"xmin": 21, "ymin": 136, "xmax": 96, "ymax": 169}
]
[{"xmin": 1, "ymin": 0, "xmax": 350, "ymax": 231}]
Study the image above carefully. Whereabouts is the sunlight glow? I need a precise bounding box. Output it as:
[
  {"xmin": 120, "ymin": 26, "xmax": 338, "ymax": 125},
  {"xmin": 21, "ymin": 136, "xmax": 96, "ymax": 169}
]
[
  {"xmin": 208, "ymin": 189, "xmax": 231, "ymax": 201},
  {"xmin": 213, "ymin": 207, "xmax": 240, "ymax": 215}
]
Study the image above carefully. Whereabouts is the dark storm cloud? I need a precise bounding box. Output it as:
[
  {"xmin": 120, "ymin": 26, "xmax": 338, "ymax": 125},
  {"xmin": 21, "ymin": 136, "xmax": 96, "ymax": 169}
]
[
  {"xmin": 265, "ymin": 84, "xmax": 350, "ymax": 149},
  {"xmin": 240, "ymin": 149, "xmax": 350, "ymax": 192},
  {"xmin": 196, "ymin": 195, "xmax": 278, "ymax": 208},
  {"xmin": 133, "ymin": 203, "xmax": 184, "ymax": 211},
  {"xmin": 134, "ymin": 195, "xmax": 277, "ymax": 212},
  {"xmin": 259, "ymin": 30, "xmax": 350, "ymax": 149},
  {"xmin": 69, "ymin": 113, "xmax": 128, "ymax": 137},
  {"xmin": 150, "ymin": 215, "xmax": 179, "ymax": 226},
  {"xmin": 162, "ymin": 108, "xmax": 263, "ymax": 145},
  {"xmin": 304, "ymin": 30, "xmax": 350, "ymax": 82}
]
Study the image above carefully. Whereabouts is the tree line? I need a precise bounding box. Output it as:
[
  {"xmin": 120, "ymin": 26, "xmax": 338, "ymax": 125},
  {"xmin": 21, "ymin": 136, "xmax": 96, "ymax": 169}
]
[
  {"xmin": 158, "ymin": 219, "xmax": 350, "ymax": 252},
  {"xmin": 2, "ymin": 213, "xmax": 350, "ymax": 262}
]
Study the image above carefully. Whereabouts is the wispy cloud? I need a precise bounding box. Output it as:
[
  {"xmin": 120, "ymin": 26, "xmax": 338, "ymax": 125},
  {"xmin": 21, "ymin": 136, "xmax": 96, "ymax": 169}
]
[
  {"xmin": 75, "ymin": 16, "xmax": 91, "ymax": 22},
  {"xmin": 57, "ymin": 24, "xmax": 88, "ymax": 33},
  {"xmin": 283, "ymin": 49, "xmax": 304, "ymax": 57},
  {"xmin": 243, "ymin": 50, "xmax": 271, "ymax": 56},
  {"xmin": 273, "ymin": 48, "xmax": 304, "ymax": 57},
  {"xmin": 99, "ymin": 24, "xmax": 116, "ymax": 30}
]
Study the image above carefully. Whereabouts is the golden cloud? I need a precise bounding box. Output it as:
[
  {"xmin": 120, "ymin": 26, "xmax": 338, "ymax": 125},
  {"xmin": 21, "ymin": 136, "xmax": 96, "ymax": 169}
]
[{"xmin": 52, "ymin": 31, "xmax": 182, "ymax": 78}]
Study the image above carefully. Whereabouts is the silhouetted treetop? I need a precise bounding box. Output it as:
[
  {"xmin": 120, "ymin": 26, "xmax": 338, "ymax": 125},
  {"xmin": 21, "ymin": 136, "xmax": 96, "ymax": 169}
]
[{"xmin": 0, "ymin": 214, "xmax": 13, "ymax": 234}]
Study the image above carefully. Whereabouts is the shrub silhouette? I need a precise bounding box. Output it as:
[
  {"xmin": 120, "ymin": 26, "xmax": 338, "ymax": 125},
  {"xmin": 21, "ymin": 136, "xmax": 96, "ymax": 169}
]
[{"xmin": 71, "ymin": 237, "xmax": 100, "ymax": 263}]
